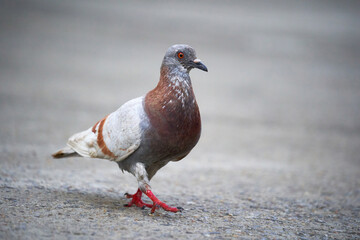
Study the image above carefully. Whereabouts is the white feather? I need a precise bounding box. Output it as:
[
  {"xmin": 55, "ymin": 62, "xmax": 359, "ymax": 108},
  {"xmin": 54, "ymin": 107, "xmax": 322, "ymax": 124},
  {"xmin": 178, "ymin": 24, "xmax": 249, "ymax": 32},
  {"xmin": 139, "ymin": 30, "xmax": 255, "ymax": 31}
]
[
  {"xmin": 67, "ymin": 96, "xmax": 144, "ymax": 162},
  {"xmin": 67, "ymin": 128, "xmax": 97, "ymax": 158}
]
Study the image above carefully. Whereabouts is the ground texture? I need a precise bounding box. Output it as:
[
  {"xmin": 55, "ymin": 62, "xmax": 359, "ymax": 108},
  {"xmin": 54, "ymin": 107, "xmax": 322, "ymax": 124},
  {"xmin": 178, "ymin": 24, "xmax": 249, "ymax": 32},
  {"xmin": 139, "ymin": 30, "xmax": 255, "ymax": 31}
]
[{"xmin": 1, "ymin": 0, "xmax": 360, "ymax": 239}]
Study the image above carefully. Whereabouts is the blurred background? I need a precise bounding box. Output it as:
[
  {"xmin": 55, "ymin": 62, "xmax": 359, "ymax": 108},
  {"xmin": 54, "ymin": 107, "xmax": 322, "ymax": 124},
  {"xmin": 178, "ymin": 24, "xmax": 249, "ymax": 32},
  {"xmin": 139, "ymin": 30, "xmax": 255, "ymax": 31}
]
[{"xmin": 1, "ymin": 0, "xmax": 360, "ymax": 239}]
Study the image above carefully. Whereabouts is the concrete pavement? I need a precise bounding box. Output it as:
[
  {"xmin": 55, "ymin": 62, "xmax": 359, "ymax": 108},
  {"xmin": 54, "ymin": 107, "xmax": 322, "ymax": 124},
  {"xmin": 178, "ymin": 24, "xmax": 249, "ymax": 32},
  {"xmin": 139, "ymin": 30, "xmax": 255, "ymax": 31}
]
[{"xmin": 1, "ymin": 0, "xmax": 359, "ymax": 239}]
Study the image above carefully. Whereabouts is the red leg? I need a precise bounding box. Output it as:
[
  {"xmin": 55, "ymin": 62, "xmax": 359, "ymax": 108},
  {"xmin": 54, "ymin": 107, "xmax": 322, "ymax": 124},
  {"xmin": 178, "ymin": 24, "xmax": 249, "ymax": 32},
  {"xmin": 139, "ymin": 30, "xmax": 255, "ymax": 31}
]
[
  {"xmin": 144, "ymin": 189, "xmax": 183, "ymax": 213},
  {"xmin": 124, "ymin": 188, "xmax": 152, "ymax": 209}
]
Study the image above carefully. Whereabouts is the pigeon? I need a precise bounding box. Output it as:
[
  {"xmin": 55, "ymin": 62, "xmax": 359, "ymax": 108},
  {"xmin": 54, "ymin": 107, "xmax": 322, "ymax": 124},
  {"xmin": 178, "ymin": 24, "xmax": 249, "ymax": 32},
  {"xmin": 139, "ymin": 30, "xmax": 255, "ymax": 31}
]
[{"xmin": 52, "ymin": 44, "xmax": 207, "ymax": 213}]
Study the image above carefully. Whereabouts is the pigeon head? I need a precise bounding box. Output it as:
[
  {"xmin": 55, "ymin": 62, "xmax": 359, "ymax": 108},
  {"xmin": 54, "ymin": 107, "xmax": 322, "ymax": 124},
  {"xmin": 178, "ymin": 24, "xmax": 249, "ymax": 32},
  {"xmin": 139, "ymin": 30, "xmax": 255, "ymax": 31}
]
[{"xmin": 162, "ymin": 44, "xmax": 208, "ymax": 73}]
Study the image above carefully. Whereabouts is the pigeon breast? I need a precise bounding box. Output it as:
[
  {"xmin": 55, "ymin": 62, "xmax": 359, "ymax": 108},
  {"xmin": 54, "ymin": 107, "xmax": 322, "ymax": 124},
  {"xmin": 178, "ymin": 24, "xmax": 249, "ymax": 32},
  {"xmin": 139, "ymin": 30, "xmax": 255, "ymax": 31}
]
[{"xmin": 144, "ymin": 65, "xmax": 201, "ymax": 161}]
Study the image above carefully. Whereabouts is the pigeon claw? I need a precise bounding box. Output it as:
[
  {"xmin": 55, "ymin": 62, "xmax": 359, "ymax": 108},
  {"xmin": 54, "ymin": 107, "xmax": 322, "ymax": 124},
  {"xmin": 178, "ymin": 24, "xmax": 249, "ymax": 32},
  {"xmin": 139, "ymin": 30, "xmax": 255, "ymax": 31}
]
[
  {"xmin": 124, "ymin": 193, "xmax": 132, "ymax": 198},
  {"xmin": 177, "ymin": 207, "xmax": 184, "ymax": 212}
]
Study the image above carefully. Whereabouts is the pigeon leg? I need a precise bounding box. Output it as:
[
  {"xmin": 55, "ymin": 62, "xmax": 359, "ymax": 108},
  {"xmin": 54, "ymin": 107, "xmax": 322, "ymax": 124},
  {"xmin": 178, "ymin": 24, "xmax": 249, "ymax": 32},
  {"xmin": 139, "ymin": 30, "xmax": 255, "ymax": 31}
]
[
  {"xmin": 124, "ymin": 188, "xmax": 152, "ymax": 209},
  {"xmin": 144, "ymin": 189, "xmax": 183, "ymax": 213}
]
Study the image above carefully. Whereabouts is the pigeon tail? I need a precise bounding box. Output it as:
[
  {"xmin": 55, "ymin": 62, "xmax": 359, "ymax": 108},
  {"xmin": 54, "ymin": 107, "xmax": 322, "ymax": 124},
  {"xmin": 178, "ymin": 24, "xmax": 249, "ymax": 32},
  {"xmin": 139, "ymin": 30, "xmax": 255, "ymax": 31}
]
[{"xmin": 52, "ymin": 146, "xmax": 80, "ymax": 158}]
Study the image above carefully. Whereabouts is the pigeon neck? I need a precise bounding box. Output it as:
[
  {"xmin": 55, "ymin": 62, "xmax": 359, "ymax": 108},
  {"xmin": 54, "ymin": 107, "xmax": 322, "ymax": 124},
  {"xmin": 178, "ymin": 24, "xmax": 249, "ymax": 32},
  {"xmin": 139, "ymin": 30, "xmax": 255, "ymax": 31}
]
[
  {"xmin": 158, "ymin": 65, "xmax": 192, "ymax": 89},
  {"xmin": 144, "ymin": 65, "xmax": 199, "ymax": 125}
]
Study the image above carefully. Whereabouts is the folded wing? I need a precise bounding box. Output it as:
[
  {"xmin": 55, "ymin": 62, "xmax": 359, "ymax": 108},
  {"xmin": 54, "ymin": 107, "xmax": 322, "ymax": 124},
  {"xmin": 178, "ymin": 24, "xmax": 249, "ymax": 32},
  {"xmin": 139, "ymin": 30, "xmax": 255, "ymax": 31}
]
[{"xmin": 66, "ymin": 96, "xmax": 144, "ymax": 162}]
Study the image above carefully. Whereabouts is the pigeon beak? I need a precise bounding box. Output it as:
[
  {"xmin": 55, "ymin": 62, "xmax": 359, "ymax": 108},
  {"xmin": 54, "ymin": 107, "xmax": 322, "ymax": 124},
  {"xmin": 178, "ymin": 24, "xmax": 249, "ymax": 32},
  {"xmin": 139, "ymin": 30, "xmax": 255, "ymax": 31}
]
[{"xmin": 193, "ymin": 59, "xmax": 208, "ymax": 72}]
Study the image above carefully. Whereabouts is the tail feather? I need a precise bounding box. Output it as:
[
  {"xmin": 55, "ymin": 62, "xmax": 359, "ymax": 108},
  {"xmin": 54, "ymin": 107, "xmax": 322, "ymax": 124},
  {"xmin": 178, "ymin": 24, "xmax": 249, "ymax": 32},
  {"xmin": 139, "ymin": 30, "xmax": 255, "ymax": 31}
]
[{"xmin": 52, "ymin": 146, "xmax": 80, "ymax": 159}]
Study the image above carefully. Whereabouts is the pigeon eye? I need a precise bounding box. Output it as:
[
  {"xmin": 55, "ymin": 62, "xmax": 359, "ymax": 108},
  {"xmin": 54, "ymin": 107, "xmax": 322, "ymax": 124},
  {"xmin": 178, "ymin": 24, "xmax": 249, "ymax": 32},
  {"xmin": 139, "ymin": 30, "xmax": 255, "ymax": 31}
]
[{"xmin": 177, "ymin": 52, "xmax": 184, "ymax": 59}]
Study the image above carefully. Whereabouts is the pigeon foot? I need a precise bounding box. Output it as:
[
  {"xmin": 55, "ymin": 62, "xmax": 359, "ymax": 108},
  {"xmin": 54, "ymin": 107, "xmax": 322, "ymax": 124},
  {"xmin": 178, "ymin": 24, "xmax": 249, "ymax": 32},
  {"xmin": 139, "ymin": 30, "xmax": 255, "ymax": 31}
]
[
  {"xmin": 124, "ymin": 188, "xmax": 183, "ymax": 213},
  {"xmin": 124, "ymin": 188, "xmax": 152, "ymax": 209},
  {"xmin": 145, "ymin": 189, "xmax": 182, "ymax": 213}
]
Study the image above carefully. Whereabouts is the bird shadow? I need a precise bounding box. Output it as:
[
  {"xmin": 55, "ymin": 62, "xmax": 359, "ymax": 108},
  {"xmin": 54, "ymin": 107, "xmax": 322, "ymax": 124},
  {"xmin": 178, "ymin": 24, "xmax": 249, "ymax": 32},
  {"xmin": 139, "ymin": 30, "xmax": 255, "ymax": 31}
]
[
  {"xmin": 40, "ymin": 185, "xmax": 185, "ymax": 218},
  {"xmin": 52, "ymin": 187, "xmax": 138, "ymax": 209}
]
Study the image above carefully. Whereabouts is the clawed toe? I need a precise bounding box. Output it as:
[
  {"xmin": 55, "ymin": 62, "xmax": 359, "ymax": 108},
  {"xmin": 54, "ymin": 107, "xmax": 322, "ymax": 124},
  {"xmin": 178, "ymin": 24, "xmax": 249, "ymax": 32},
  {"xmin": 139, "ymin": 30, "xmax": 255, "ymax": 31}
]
[
  {"xmin": 177, "ymin": 207, "xmax": 184, "ymax": 212},
  {"xmin": 124, "ymin": 193, "xmax": 133, "ymax": 198}
]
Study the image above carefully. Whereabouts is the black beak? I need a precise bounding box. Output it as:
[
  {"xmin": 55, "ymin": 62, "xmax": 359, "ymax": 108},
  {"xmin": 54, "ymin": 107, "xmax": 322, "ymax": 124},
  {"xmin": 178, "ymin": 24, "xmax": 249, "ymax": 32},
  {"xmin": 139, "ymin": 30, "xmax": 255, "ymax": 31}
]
[{"xmin": 193, "ymin": 59, "xmax": 208, "ymax": 72}]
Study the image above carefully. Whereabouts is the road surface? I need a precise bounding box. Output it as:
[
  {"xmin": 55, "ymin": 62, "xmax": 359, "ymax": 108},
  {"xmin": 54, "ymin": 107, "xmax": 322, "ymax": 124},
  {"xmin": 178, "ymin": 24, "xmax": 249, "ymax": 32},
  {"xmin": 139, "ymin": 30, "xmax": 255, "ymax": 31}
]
[{"xmin": 1, "ymin": 0, "xmax": 359, "ymax": 239}]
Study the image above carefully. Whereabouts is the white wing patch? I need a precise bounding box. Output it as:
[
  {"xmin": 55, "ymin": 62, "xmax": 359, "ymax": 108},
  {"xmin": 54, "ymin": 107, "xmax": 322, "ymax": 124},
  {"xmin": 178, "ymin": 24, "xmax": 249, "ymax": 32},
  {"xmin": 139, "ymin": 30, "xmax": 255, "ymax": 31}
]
[{"xmin": 67, "ymin": 96, "xmax": 144, "ymax": 162}]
